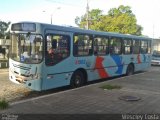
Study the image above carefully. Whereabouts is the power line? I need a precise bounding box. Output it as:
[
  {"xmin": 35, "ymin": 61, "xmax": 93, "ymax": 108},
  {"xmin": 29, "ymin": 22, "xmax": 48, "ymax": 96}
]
[
  {"xmin": 45, "ymin": 0, "xmax": 85, "ymax": 8},
  {"xmin": 45, "ymin": 0, "xmax": 91, "ymax": 29}
]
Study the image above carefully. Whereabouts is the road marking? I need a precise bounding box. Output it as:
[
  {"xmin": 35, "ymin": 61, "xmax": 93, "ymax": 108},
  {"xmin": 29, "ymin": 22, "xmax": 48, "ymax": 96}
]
[{"xmin": 10, "ymin": 71, "xmax": 148, "ymax": 106}]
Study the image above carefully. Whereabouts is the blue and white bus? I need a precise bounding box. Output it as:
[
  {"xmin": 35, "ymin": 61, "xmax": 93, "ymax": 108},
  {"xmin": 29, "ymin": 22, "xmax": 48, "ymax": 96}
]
[{"xmin": 9, "ymin": 22, "xmax": 152, "ymax": 91}]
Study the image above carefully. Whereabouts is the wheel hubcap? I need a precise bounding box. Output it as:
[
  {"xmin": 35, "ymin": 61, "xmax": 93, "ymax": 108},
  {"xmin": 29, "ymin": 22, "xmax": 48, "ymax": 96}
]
[
  {"xmin": 128, "ymin": 66, "xmax": 133, "ymax": 75},
  {"xmin": 75, "ymin": 76, "xmax": 81, "ymax": 85}
]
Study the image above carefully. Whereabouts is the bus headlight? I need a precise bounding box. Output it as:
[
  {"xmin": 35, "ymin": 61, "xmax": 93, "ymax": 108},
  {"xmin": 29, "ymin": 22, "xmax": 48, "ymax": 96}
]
[{"xmin": 30, "ymin": 73, "xmax": 39, "ymax": 79}]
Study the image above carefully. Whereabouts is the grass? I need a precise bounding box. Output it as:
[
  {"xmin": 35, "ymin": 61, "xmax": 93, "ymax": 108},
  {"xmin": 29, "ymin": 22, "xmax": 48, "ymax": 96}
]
[
  {"xmin": 0, "ymin": 99, "xmax": 9, "ymax": 109},
  {"xmin": 100, "ymin": 84, "xmax": 122, "ymax": 90}
]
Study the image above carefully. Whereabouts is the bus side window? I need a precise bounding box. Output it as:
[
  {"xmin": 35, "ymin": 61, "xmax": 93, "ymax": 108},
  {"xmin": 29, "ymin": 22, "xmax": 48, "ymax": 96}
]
[
  {"xmin": 141, "ymin": 40, "xmax": 148, "ymax": 54},
  {"xmin": 45, "ymin": 34, "xmax": 70, "ymax": 66},
  {"xmin": 109, "ymin": 45, "xmax": 114, "ymax": 54},
  {"xmin": 133, "ymin": 40, "xmax": 140, "ymax": 54},
  {"xmin": 148, "ymin": 40, "xmax": 151, "ymax": 54},
  {"xmin": 73, "ymin": 39, "xmax": 79, "ymax": 55},
  {"xmin": 89, "ymin": 49, "xmax": 93, "ymax": 55},
  {"xmin": 123, "ymin": 39, "xmax": 132, "ymax": 54},
  {"xmin": 110, "ymin": 37, "xmax": 122, "ymax": 55},
  {"xmin": 73, "ymin": 34, "xmax": 93, "ymax": 56},
  {"xmin": 52, "ymin": 40, "xmax": 57, "ymax": 49},
  {"xmin": 106, "ymin": 46, "xmax": 109, "ymax": 54},
  {"xmin": 94, "ymin": 36, "xmax": 109, "ymax": 55}
]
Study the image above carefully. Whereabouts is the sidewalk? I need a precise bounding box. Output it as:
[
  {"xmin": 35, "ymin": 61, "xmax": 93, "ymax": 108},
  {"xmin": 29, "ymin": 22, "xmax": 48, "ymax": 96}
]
[
  {"xmin": 1, "ymin": 68, "xmax": 160, "ymax": 111},
  {"xmin": 0, "ymin": 68, "xmax": 8, "ymax": 72},
  {"xmin": 0, "ymin": 67, "xmax": 160, "ymax": 120}
]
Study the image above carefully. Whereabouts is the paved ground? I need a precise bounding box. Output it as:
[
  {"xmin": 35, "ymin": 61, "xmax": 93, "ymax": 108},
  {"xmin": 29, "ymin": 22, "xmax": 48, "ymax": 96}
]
[
  {"xmin": 0, "ymin": 68, "xmax": 31, "ymax": 102},
  {"xmin": 0, "ymin": 66, "xmax": 160, "ymax": 116}
]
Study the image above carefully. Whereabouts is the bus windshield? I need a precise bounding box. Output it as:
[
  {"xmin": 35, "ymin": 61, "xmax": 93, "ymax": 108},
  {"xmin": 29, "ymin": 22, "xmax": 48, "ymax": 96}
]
[{"xmin": 10, "ymin": 33, "xmax": 43, "ymax": 64}]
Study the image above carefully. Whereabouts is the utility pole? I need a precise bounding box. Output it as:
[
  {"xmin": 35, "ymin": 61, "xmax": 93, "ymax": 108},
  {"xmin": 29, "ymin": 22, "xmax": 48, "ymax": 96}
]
[
  {"xmin": 51, "ymin": 14, "xmax": 53, "ymax": 24},
  {"xmin": 43, "ymin": 7, "xmax": 61, "ymax": 24},
  {"xmin": 86, "ymin": 0, "xmax": 89, "ymax": 30},
  {"xmin": 51, "ymin": 7, "xmax": 61, "ymax": 24}
]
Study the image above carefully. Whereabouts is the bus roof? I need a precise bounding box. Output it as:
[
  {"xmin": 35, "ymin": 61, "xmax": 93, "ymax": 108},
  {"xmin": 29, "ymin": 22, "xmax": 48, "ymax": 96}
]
[{"xmin": 11, "ymin": 21, "xmax": 152, "ymax": 40}]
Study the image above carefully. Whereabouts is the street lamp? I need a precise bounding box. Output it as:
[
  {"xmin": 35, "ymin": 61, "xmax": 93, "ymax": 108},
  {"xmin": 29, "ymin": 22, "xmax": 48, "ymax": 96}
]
[
  {"xmin": 51, "ymin": 7, "xmax": 61, "ymax": 24},
  {"xmin": 43, "ymin": 7, "xmax": 61, "ymax": 24}
]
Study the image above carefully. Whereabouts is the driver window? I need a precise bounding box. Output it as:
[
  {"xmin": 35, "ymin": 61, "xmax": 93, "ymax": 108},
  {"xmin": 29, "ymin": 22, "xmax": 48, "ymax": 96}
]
[{"xmin": 45, "ymin": 34, "xmax": 70, "ymax": 66}]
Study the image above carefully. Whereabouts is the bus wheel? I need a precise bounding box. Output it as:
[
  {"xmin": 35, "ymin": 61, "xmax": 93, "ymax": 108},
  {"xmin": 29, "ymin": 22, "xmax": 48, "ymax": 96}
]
[
  {"xmin": 126, "ymin": 64, "xmax": 134, "ymax": 76},
  {"xmin": 70, "ymin": 71, "xmax": 84, "ymax": 88}
]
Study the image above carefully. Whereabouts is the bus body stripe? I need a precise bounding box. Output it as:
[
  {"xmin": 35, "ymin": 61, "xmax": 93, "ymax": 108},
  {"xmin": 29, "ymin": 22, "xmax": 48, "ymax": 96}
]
[
  {"xmin": 94, "ymin": 56, "xmax": 109, "ymax": 79},
  {"xmin": 137, "ymin": 54, "xmax": 141, "ymax": 64}
]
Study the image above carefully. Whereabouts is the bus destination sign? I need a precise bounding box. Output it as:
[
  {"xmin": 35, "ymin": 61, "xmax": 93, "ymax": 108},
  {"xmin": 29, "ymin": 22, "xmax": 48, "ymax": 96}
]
[{"xmin": 11, "ymin": 23, "xmax": 36, "ymax": 32}]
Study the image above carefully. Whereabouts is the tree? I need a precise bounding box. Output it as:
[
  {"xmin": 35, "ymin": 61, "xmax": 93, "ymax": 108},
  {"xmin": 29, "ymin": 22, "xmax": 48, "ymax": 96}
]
[
  {"xmin": 75, "ymin": 5, "xmax": 143, "ymax": 36},
  {"xmin": 75, "ymin": 9, "xmax": 103, "ymax": 29},
  {"xmin": 0, "ymin": 20, "xmax": 11, "ymax": 39}
]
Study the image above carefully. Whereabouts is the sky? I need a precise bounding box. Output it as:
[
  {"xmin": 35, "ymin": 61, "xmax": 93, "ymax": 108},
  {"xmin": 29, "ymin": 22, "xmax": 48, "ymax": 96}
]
[{"xmin": 0, "ymin": 0, "xmax": 160, "ymax": 38}]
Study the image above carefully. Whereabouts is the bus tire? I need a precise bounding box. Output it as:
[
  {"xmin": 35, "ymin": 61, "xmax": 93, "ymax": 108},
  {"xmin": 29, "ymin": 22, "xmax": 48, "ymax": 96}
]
[
  {"xmin": 126, "ymin": 64, "xmax": 134, "ymax": 76},
  {"xmin": 70, "ymin": 70, "xmax": 84, "ymax": 88}
]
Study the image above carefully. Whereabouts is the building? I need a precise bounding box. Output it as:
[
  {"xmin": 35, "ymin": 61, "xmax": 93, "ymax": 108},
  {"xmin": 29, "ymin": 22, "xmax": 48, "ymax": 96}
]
[
  {"xmin": 152, "ymin": 38, "xmax": 160, "ymax": 52},
  {"xmin": 0, "ymin": 39, "xmax": 10, "ymax": 59}
]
